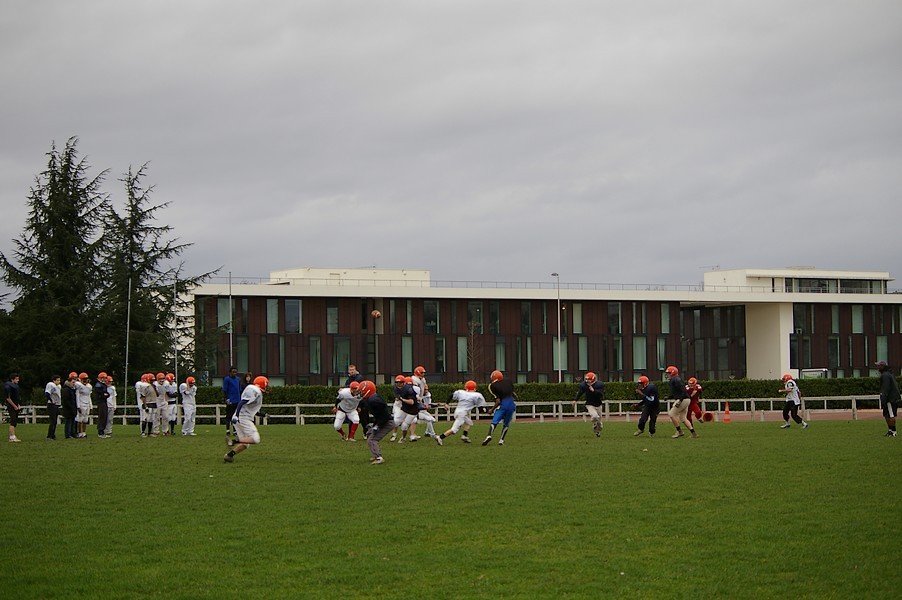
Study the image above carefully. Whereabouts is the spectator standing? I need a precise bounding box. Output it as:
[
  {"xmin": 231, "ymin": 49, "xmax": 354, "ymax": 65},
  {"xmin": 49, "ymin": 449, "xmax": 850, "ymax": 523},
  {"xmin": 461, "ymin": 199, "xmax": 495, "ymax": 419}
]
[
  {"xmin": 94, "ymin": 372, "xmax": 110, "ymax": 438},
  {"xmin": 61, "ymin": 372, "xmax": 78, "ymax": 439},
  {"xmin": 222, "ymin": 367, "xmax": 241, "ymax": 444},
  {"xmin": 45, "ymin": 375, "xmax": 62, "ymax": 440},
  {"xmin": 180, "ymin": 377, "xmax": 198, "ymax": 436},
  {"xmin": 876, "ymin": 361, "xmax": 900, "ymax": 437},
  {"xmin": 104, "ymin": 377, "xmax": 116, "ymax": 437},
  {"xmin": 4, "ymin": 373, "xmax": 23, "ymax": 443}
]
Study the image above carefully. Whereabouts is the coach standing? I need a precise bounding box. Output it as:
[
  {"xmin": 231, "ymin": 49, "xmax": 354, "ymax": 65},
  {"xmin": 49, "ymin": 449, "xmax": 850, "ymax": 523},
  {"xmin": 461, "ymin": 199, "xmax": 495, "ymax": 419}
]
[
  {"xmin": 61, "ymin": 373, "xmax": 78, "ymax": 439},
  {"xmin": 876, "ymin": 361, "xmax": 900, "ymax": 438},
  {"xmin": 5, "ymin": 373, "xmax": 22, "ymax": 443},
  {"xmin": 222, "ymin": 366, "xmax": 241, "ymax": 444},
  {"xmin": 45, "ymin": 375, "xmax": 62, "ymax": 440}
]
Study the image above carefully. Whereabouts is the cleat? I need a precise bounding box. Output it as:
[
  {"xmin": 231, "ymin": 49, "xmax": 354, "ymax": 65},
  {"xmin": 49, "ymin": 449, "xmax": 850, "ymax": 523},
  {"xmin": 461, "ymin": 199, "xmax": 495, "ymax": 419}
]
[
  {"xmin": 408, "ymin": 435, "xmax": 421, "ymax": 442},
  {"xmin": 371, "ymin": 456, "xmax": 384, "ymax": 465},
  {"xmin": 435, "ymin": 436, "xmax": 443, "ymax": 446},
  {"xmin": 9, "ymin": 437, "xmax": 21, "ymax": 443},
  {"xmin": 498, "ymin": 439, "xmax": 504, "ymax": 446},
  {"xmin": 481, "ymin": 436, "xmax": 492, "ymax": 446},
  {"xmin": 780, "ymin": 423, "xmax": 791, "ymax": 429},
  {"xmin": 672, "ymin": 432, "xmax": 684, "ymax": 439},
  {"xmin": 802, "ymin": 422, "xmax": 810, "ymax": 429},
  {"xmin": 885, "ymin": 431, "xmax": 896, "ymax": 437},
  {"xmin": 461, "ymin": 436, "xmax": 472, "ymax": 443},
  {"xmin": 223, "ymin": 453, "xmax": 234, "ymax": 463},
  {"xmin": 389, "ymin": 434, "xmax": 397, "ymax": 442},
  {"xmin": 690, "ymin": 430, "xmax": 698, "ymax": 439},
  {"xmin": 346, "ymin": 437, "xmax": 356, "ymax": 442},
  {"xmin": 595, "ymin": 430, "xmax": 601, "ymax": 438},
  {"xmin": 227, "ymin": 438, "xmax": 235, "ymax": 446},
  {"xmin": 397, "ymin": 437, "xmax": 404, "ymax": 444},
  {"xmin": 634, "ymin": 430, "xmax": 643, "ymax": 436}
]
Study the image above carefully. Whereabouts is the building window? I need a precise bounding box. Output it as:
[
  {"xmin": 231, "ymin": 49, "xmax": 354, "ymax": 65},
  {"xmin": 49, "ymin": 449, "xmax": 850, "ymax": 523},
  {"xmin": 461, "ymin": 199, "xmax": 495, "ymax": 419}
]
[
  {"xmin": 217, "ymin": 298, "xmax": 231, "ymax": 330},
  {"xmin": 236, "ymin": 336, "xmax": 248, "ymax": 373},
  {"xmin": 572, "ymin": 303, "xmax": 583, "ymax": 335},
  {"xmin": 851, "ymin": 305, "xmax": 863, "ymax": 333},
  {"xmin": 517, "ymin": 336, "xmax": 532, "ymax": 372},
  {"xmin": 266, "ymin": 299, "xmax": 279, "ymax": 334},
  {"xmin": 457, "ymin": 337, "xmax": 468, "ymax": 373},
  {"xmin": 327, "ymin": 302, "xmax": 339, "ymax": 334},
  {"xmin": 435, "ymin": 337, "xmax": 446, "ymax": 373},
  {"xmin": 495, "ymin": 337, "xmax": 506, "ymax": 371},
  {"xmin": 542, "ymin": 302, "xmax": 548, "ymax": 334},
  {"xmin": 661, "ymin": 303, "xmax": 670, "ymax": 334},
  {"xmin": 828, "ymin": 336, "xmax": 840, "ymax": 368},
  {"xmin": 285, "ymin": 299, "xmax": 302, "ymax": 334},
  {"xmin": 831, "ymin": 305, "xmax": 840, "ymax": 335},
  {"xmin": 309, "ymin": 337, "xmax": 321, "ymax": 374},
  {"xmin": 278, "ymin": 336, "xmax": 285, "ymax": 374},
  {"xmin": 693, "ymin": 309, "xmax": 702, "ymax": 339},
  {"xmin": 521, "ymin": 302, "xmax": 532, "ymax": 334},
  {"xmin": 389, "ymin": 300, "xmax": 396, "ymax": 333},
  {"xmin": 552, "ymin": 336, "xmax": 567, "ymax": 373},
  {"xmin": 424, "ymin": 300, "xmax": 439, "ymax": 334},
  {"xmin": 489, "ymin": 301, "xmax": 500, "ymax": 334},
  {"xmin": 578, "ymin": 336, "xmax": 588, "ymax": 371},
  {"xmin": 633, "ymin": 303, "xmax": 646, "ymax": 335},
  {"xmin": 656, "ymin": 337, "xmax": 666, "ymax": 370},
  {"xmin": 612, "ymin": 337, "xmax": 622, "ymax": 371},
  {"xmin": 793, "ymin": 304, "xmax": 813, "ymax": 335},
  {"xmin": 876, "ymin": 335, "xmax": 888, "ymax": 364},
  {"xmin": 467, "ymin": 301, "xmax": 483, "ymax": 334},
  {"xmin": 608, "ymin": 302, "xmax": 621, "ymax": 335},
  {"xmin": 406, "ymin": 301, "xmax": 413, "ymax": 335},
  {"xmin": 333, "ymin": 337, "xmax": 350, "ymax": 376},
  {"xmin": 694, "ymin": 339, "xmax": 705, "ymax": 372},
  {"xmin": 402, "ymin": 336, "xmax": 413, "ymax": 372},
  {"xmin": 196, "ymin": 300, "xmax": 206, "ymax": 334},
  {"xmin": 717, "ymin": 339, "xmax": 728, "ymax": 372},
  {"xmin": 450, "ymin": 300, "xmax": 457, "ymax": 333},
  {"xmin": 238, "ymin": 299, "xmax": 248, "ymax": 334},
  {"xmin": 633, "ymin": 336, "xmax": 647, "ymax": 370}
]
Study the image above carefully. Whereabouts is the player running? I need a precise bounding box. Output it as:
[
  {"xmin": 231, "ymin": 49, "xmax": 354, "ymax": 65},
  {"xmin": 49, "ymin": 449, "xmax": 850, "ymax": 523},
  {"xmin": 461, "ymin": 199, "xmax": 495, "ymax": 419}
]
[
  {"xmin": 779, "ymin": 373, "xmax": 809, "ymax": 430},
  {"xmin": 332, "ymin": 381, "xmax": 362, "ymax": 441},
  {"xmin": 665, "ymin": 366, "xmax": 697, "ymax": 439},
  {"xmin": 686, "ymin": 377, "xmax": 704, "ymax": 425},
  {"xmin": 633, "ymin": 375, "xmax": 660, "ymax": 437},
  {"xmin": 224, "ymin": 376, "xmax": 268, "ymax": 463},
  {"xmin": 393, "ymin": 375, "xmax": 423, "ymax": 442},
  {"xmin": 482, "ymin": 370, "xmax": 516, "ymax": 446},
  {"xmin": 358, "ymin": 380, "xmax": 391, "ymax": 465},
  {"xmin": 876, "ymin": 361, "xmax": 899, "ymax": 437},
  {"xmin": 574, "ymin": 372, "xmax": 605, "ymax": 437},
  {"xmin": 436, "ymin": 380, "xmax": 487, "ymax": 445},
  {"xmin": 411, "ymin": 366, "xmax": 439, "ymax": 439}
]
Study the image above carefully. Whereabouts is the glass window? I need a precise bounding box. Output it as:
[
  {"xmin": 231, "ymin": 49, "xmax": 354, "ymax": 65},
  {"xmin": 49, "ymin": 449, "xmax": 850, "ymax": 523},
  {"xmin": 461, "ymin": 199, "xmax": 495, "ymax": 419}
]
[
  {"xmin": 693, "ymin": 309, "xmax": 701, "ymax": 338},
  {"xmin": 278, "ymin": 336, "xmax": 285, "ymax": 374},
  {"xmin": 333, "ymin": 337, "xmax": 350, "ymax": 376},
  {"xmin": 390, "ymin": 300, "xmax": 396, "ymax": 333},
  {"xmin": 424, "ymin": 300, "xmax": 439, "ymax": 334},
  {"xmin": 236, "ymin": 336, "xmax": 248, "ymax": 373},
  {"xmin": 309, "ymin": 336, "xmax": 321, "ymax": 374},
  {"xmin": 521, "ymin": 302, "xmax": 532, "ymax": 334},
  {"xmin": 327, "ymin": 302, "xmax": 339, "ymax": 334},
  {"xmin": 718, "ymin": 339, "xmax": 728, "ymax": 371},
  {"xmin": 831, "ymin": 305, "xmax": 840, "ymax": 334},
  {"xmin": 828, "ymin": 336, "xmax": 840, "ymax": 368},
  {"xmin": 876, "ymin": 335, "xmax": 888, "ymax": 363},
  {"xmin": 552, "ymin": 336, "xmax": 567, "ymax": 373},
  {"xmin": 578, "ymin": 336, "xmax": 588, "ymax": 371},
  {"xmin": 457, "ymin": 337, "xmax": 468, "ymax": 373},
  {"xmin": 450, "ymin": 301, "xmax": 457, "ymax": 333},
  {"xmin": 612, "ymin": 337, "xmax": 622, "ymax": 371},
  {"xmin": 661, "ymin": 303, "xmax": 670, "ymax": 334},
  {"xmin": 572, "ymin": 303, "xmax": 583, "ymax": 335},
  {"xmin": 517, "ymin": 336, "xmax": 532, "ymax": 371},
  {"xmin": 217, "ymin": 298, "xmax": 231, "ymax": 330},
  {"xmin": 489, "ymin": 301, "xmax": 500, "ymax": 334},
  {"xmin": 239, "ymin": 299, "xmax": 248, "ymax": 334},
  {"xmin": 712, "ymin": 308, "xmax": 721, "ymax": 338},
  {"xmin": 495, "ymin": 338, "xmax": 506, "ymax": 371},
  {"xmin": 542, "ymin": 302, "xmax": 548, "ymax": 334},
  {"xmin": 633, "ymin": 303, "xmax": 646, "ymax": 334},
  {"xmin": 633, "ymin": 336, "xmax": 647, "ymax": 370},
  {"xmin": 402, "ymin": 336, "xmax": 413, "ymax": 372},
  {"xmin": 851, "ymin": 305, "xmax": 863, "ymax": 333},
  {"xmin": 656, "ymin": 337, "xmax": 666, "ymax": 370},
  {"xmin": 266, "ymin": 299, "xmax": 279, "ymax": 333},
  {"xmin": 467, "ymin": 301, "xmax": 483, "ymax": 334},
  {"xmin": 406, "ymin": 301, "xmax": 412, "ymax": 335},
  {"xmin": 196, "ymin": 299, "xmax": 206, "ymax": 334},
  {"xmin": 841, "ymin": 280, "xmax": 871, "ymax": 294},
  {"xmin": 285, "ymin": 299, "xmax": 302, "ymax": 334},
  {"xmin": 694, "ymin": 339, "xmax": 705, "ymax": 371},
  {"xmin": 435, "ymin": 337, "xmax": 446, "ymax": 373},
  {"xmin": 608, "ymin": 302, "xmax": 621, "ymax": 335}
]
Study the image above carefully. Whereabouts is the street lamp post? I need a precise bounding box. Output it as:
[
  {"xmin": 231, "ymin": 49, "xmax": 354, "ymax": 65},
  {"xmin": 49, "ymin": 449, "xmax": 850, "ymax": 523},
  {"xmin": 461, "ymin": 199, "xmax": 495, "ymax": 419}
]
[{"xmin": 551, "ymin": 273, "xmax": 562, "ymax": 383}]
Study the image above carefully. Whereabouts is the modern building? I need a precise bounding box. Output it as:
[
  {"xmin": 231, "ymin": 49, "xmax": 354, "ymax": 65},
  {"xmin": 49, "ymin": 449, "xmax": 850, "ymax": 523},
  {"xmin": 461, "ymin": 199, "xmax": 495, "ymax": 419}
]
[{"xmin": 190, "ymin": 267, "xmax": 902, "ymax": 386}]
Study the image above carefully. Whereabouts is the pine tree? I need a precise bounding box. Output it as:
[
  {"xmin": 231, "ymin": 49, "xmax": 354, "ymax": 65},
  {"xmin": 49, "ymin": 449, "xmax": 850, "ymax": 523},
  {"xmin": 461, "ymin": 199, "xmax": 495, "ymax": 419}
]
[{"xmin": 0, "ymin": 137, "xmax": 108, "ymax": 385}]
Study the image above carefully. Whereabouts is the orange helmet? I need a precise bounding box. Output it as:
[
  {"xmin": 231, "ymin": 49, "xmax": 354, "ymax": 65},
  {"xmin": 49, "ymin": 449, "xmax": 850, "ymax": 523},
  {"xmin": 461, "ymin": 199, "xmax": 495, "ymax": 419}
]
[
  {"xmin": 688, "ymin": 377, "xmax": 698, "ymax": 385},
  {"xmin": 358, "ymin": 380, "xmax": 377, "ymax": 399},
  {"xmin": 665, "ymin": 366, "xmax": 679, "ymax": 377},
  {"xmin": 585, "ymin": 372, "xmax": 597, "ymax": 383},
  {"xmin": 98, "ymin": 372, "xmax": 108, "ymax": 381},
  {"xmin": 186, "ymin": 376, "xmax": 196, "ymax": 385},
  {"xmin": 414, "ymin": 366, "xmax": 426, "ymax": 377},
  {"xmin": 404, "ymin": 376, "xmax": 413, "ymax": 384},
  {"xmin": 143, "ymin": 373, "xmax": 154, "ymax": 383},
  {"xmin": 394, "ymin": 374, "xmax": 406, "ymax": 384},
  {"xmin": 781, "ymin": 373, "xmax": 793, "ymax": 382},
  {"xmin": 156, "ymin": 372, "xmax": 165, "ymax": 380},
  {"xmin": 465, "ymin": 380, "xmax": 477, "ymax": 392},
  {"xmin": 68, "ymin": 371, "xmax": 78, "ymax": 380},
  {"xmin": 491, "ymin": 370, "xmax": 503, "ymax": 382},
  {"xmin": 349, "ymin": 381, "xmax": 361, "ymax": 393},
  {"xmin": 79, "ymin": 372, "xmax": 89, "ymax": 380},
  {"xmin": 166, "ymin": 373, "xmax": 175, "ymax": 382},
  {"xmin": 638, "ymin": 375, "xmax": 649, "ymax": 386},
  {"xmin": 253, "ymin": 376, "xmax": 269, "ymax": 390}
]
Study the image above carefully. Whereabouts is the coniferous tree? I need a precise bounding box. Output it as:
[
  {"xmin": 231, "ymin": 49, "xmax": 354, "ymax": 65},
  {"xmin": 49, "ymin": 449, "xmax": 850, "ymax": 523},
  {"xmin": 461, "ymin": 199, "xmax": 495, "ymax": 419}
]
[{"xmin": 0, "ymin": 137, "xmax": 108, "ymax": 386}]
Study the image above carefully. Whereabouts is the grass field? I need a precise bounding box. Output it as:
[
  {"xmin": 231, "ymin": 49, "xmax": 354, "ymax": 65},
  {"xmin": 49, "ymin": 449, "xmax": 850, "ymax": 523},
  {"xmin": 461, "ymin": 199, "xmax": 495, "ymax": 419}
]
[{"xmin": 1, "ymin": 418, "xmax": 900, "ymax": 599}]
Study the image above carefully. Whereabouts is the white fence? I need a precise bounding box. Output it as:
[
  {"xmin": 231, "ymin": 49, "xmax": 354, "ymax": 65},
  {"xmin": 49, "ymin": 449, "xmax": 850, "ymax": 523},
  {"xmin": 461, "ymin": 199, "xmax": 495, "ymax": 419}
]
[{"xmin": 8, "ymin": 395, "xmax": 882, "ymax": 426}]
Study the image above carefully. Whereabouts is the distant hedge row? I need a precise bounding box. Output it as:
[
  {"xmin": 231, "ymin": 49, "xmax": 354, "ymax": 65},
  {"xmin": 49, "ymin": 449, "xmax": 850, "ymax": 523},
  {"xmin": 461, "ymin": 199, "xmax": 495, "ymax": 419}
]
[{"xmin": 182, "ymin": 377, "xmax": 893, "ymax": 405}]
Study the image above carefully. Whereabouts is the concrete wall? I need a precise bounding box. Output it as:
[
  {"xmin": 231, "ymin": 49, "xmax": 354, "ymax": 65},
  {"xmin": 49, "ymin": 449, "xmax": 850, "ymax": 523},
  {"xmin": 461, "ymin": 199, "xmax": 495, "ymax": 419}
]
[{"xmin": 745, "ymin": 303, "xmax": 794, "ymax": 379}]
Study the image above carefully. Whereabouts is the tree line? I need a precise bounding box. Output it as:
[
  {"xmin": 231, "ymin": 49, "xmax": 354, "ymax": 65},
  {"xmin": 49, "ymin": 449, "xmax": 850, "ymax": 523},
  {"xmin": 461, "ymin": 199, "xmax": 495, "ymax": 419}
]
[{"xmin": 0, "ymin": 137, "xmax": 218, "ymax": 394}]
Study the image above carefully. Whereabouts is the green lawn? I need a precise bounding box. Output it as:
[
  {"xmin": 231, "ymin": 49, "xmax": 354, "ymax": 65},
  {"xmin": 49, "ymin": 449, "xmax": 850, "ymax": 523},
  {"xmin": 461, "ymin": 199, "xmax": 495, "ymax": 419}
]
[{"xmin": 1, "ymin": 418, "xmax": 899, "ymax": 599}]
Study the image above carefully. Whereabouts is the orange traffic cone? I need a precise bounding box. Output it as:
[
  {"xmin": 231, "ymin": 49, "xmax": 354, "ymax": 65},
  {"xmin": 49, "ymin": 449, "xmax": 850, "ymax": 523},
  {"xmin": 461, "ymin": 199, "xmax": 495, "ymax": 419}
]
[{"xmin": 723, "ymin": 402, "xmax": 732, "ymax": 424}]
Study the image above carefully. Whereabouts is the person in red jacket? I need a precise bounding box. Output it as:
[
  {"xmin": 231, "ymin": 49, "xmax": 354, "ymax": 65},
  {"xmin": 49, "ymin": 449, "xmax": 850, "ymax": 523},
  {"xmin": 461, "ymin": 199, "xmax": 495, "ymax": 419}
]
[{"xmin": 686, "ymin": 377, "xmax": 704, "ymax": 424}]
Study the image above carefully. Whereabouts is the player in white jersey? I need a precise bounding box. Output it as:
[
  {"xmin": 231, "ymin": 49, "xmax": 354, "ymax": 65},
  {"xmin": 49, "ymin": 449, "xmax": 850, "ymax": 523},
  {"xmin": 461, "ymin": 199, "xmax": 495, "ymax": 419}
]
[
  {"xmin": 435, "ymin": 380, "xmax": 486, "ymax": 445},
  {"xmin": 163, "ymin": 373, "xmax": 179, "ymax": 435},
  {"xmin": 224, "ymin": 376, "xmax": 268, "ymax": 463},
  {"xmin": 180, "ymin": 377, "xmax": 198, "ymax": 436},
  {"xmin": 332, "ymin": 381, "xmax": 362, "ymax": 441},
  {"xmin": 411, "ymin": 366, "xmax": 438, "ymax": 439},
  {"xmin": 137, "ymin": 374, "xmax": 157, "ymax": 436},
  {"xmin": 153, "ymin": 373, "xmax": 170, "ymax": 435},
  {"xmin": 779, "ymin": 373, "xmax": 809, "ymax": 429},
  {"xmin": 74, "ymin": 373, "xmax": 92, "ymax": 438},
  {"xmin": 103, "ymin": 377, "xmax": 117, "ymax": 437}
]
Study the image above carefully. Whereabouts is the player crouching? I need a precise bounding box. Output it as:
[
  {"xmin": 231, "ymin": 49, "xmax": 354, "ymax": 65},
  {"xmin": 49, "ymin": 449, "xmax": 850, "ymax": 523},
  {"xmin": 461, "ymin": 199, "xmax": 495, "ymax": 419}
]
[
  {"xmin": 436, "ymin": 380, "xmax": 486, "ymax": 445},
  {"xmin": 332, "ymin": 381, "xmax": 362, "ymax": 441},
  {"xmin": 224, "ymin": 376, "xmax": 268, "ymax": 463}
]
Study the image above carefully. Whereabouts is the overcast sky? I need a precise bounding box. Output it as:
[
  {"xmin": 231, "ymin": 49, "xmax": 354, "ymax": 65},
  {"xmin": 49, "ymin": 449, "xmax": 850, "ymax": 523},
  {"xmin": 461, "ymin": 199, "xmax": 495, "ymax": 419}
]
[{"xmin": 2, "ymin": 0, "xmax": 900, "ymax": 295}]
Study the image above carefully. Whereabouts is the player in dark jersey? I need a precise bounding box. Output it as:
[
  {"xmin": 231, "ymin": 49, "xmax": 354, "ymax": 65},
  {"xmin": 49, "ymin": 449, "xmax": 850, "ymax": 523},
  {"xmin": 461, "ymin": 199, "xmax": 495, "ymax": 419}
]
[
  {"xmin": 574, "ymin": 372, "xmax": 605, "ymax": 437},
  {"xmin": 482, "ymin": 370, "xmax": 516, "ymax": 446},
  {"xmin": 665, "ymin": 366, "xmax": 697, "ymax": 439},
  {"xmin": 633, "ymin": 375, "xmax": 660, "ymax": 437},
  {"xmin": 876, "ymin": 361, "xmax": 899, "ymax": 437},
  {"xmin": 358, "ymin": 381, "xmax": 392, "ymax": 464}
]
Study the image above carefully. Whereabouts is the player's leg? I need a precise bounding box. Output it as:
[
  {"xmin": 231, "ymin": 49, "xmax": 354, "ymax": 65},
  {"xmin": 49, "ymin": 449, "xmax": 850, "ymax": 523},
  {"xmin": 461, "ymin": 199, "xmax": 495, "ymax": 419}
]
[
  {"xmin": 648, "ymin": 404, "xmax": 659, "ymax": 436},
  {"xmin": 333, "ymin": 411, "xmax": 348, "ymax": 439},
  {"xmin": 670, "ymin": 401, "xmax": 686, "ymax": 438},
  {"xmin": 587, "ymin": 404, "xmax": 602, "ymax": 436},
  {"xmin": 482, "ymin": 407, "xmax": 502, "ymax": 445},
  {"xmin": 781, "ymin": 401, "xmax": 792, "ymax": 428},
  {"xmin": 498, "ymin": 407, "xmax": 515, "ymax": 445},
  {"xmin": 348, "ymin": 410, "xmax": 360, "ymax": 441},
  {"xmin": 224, "ymin": 421, "xmax": 260, "ymax": 462},
  {"xmin": 636, "ymin": 404, "xmax": 648, "ymax": 435},
  {"xmin": 406, "ymin": 414, "xmax": 420, "ymax": 441}
]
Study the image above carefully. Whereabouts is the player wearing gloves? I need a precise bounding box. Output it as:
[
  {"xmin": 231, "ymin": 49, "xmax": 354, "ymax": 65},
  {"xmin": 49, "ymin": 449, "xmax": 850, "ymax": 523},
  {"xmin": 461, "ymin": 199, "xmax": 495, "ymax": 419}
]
[
  {"xmin": 332, "ymin": 381, "xmax": 362, "ymax": 441},
  {"xmin": 180, "ymin": 377, "xmax": 198, "ymax": 436},
  {"xmin": 358, "ymin": 381, "xmax": 391, "ymax": 464},
  {"xmin": 633, "ymin": 376, "xmax": 660, "ymax": 437},
  {"xmin": 665, "ymin": 366, "xmax": 697, "ymax": 439},
  {"xmin": 436, "ymin": 381, "xmax": 486, "ymax": 445},
  {"xmin": 224, "ymin": 376, "xmax": 268, "ymax": 463},
  {"xmin": 574, "ymin": 372, "xmax": 605, "ymax": 437}
]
